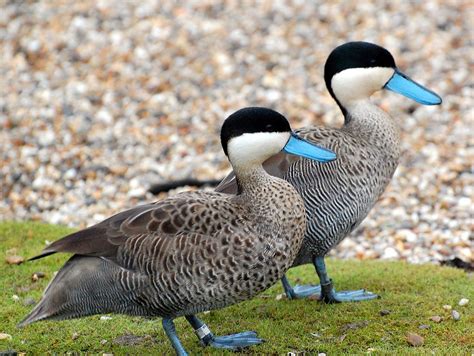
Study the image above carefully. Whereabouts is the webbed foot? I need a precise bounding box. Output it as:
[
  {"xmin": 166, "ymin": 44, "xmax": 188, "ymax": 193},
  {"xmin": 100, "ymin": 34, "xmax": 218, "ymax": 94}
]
[
  {"xmin": 320, "ymin": 282, "xmax": 379, "ymax": 303},
  {"xmin": 207, "ymin": 331, "xmax": 264, "ymax": 350},
  {"xmin": 185, "ymin": 315, "xmax": 263, "ymax": 351}
]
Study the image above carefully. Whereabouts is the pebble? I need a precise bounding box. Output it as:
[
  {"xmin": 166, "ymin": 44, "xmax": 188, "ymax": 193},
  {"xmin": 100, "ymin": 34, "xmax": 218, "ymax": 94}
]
[
  {"xmin": 71, "ymin": 332, "xmax": 80, "ymax": 340},
  {"xmin": 406, "ymin": 332, "xmax": 424, "ymax": 347},
  {"xmin": 443, "ymin": 305, "xmax": 452, "ymax": 311},
  {"xmin": 5, "ymin": 256, "xmax": 24, "ymax": 265},
  {"xmin": 451, "ymin": 310, "xmax": 460, "ymax": 321},
  {"xmin": 379, "ymin": 309, "xmax": 391, "ymax": 316},
  {"xmin": 23, "ymin": 297, "xmax": 36, "ymax": 306},
  {"xmin": 11, "ymin": 295, "xmax": 20, "ymax": 302},
  {"xmin": 458, "ymin": 298, "xmax": 469, "ymax": 306},
  {"xmin": 430, "ymin": 315, "xmax": 442, "ymax": 323},
  {"xmin": 100, "ymin": 316, "xmax": 112, "ymax": 321},
  {"xmin": 381, "ymin": 247, "xmax": 399, "ymax": 260},
  {"xmin": 0, "ymin": 333, "xmax": 12, "ymax": 340},
  {"xmin": 0, "ymin": 1, "xmax": 472, "ymax": 265},
  {"xmin": 31, "ymin": 272, "xmax": 46, "ymax": 282}
]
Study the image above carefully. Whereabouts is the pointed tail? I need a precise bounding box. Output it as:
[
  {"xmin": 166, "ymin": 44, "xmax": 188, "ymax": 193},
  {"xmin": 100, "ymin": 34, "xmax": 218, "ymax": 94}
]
[{"xmin": 19, "ymin": 255, "xmax": 147, "ymax": 327}]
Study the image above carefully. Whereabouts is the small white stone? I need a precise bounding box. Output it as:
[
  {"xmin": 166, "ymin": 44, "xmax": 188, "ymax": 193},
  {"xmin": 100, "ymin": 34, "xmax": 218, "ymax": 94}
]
[
  {"xmin": 100, "ymin": 316, "xmax": 112, "ymax": 321},
  {"xmin": 97, "ymin": 109, "xmax": 113, "ymax": 124},
  {"xmin": 12, "ymin": 295, "xmax": 20, "ymax": 302},
  {"xmin": 64, "ymin": 168, "xmax": 77, "ymax": 180},
  {"xmin": 458, "ymin": 298, "xmax": 469, "ymax": 306},
  {"xmin": 0, "ymin": 333, "xmax": 12, "ymax": 340},
  {"xmin": 451, "ymin": 310, "xmax": 460, "ymax": 321},
  {"xmin": 381, "ymin": 247, "xmax": 399, "ymax": 259},
  {"xmin": 443, "ymin": 304, "xmax": 452, "ymax": 311},
  {"xmin": 128, "ymin": 187, "xmax": 146, "ymax": 198},
  {"xmin": 38, "ymin": 130, "xmax": 56, "ymax": 146}
]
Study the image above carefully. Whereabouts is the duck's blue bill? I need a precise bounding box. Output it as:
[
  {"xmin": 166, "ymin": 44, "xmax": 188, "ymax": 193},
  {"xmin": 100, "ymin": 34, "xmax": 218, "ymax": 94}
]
[
  {"xmin": 283, "ymin": 133, "xmax": 336, "ymax": 162},
  {"xmin": 384, "ymin": 69, "xmax": 442, "ymax": 105}
]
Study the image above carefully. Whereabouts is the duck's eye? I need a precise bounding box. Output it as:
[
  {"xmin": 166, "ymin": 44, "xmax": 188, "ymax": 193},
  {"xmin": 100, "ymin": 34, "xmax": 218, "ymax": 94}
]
[
  {"xmin": 265, "ymin": 124, "xmax": 273, "ymax": 130},
  {"xmin": 370, "ymin": 58, "xmax": 377, "ymax": 64}
]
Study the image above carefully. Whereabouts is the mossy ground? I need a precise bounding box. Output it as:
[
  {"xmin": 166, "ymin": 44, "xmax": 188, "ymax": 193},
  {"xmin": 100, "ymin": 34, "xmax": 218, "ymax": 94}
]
[{"xmin": 0, "ymin": 221, "xmax": 472, "ymax": 355}]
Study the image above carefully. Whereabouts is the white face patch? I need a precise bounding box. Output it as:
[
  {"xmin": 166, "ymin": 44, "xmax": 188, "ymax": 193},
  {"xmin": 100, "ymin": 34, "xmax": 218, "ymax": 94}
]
[
  {"xmin": 227, "ymin": 131, "xmax": 290, "ymax": 171},
  {"xmin": 331, "ymin": 67, "xmax": 395, "ymax": 109}
]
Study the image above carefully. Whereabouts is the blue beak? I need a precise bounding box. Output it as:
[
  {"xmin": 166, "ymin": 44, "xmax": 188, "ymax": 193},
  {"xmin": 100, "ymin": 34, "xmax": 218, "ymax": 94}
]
[
  {"xmin": 283, "ymin": 133, "xmax": 336, "ymax": 163},
  {"xmin": 384, "ymin": 69, "xmax": 442, "ymax": 105}
]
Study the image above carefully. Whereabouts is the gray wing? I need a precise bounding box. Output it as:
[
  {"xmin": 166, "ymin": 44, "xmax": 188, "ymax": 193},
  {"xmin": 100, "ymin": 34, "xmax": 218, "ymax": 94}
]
[{"xmin": 30, "ymin": 192, "xmax": 260, "ymax": 268}]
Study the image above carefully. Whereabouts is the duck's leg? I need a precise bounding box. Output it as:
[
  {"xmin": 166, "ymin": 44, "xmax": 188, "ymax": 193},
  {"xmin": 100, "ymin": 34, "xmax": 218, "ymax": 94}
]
[
  {"xmin": 185, "ymin": 315, "xmax": 264, "ymax": 350},
  {"xmin": 314, "ymin": 256, "xmax": 379, "ymax": 303},
  {"xmin": 162, "ymin": 318, "xmax": 188, "ymax": 356}
]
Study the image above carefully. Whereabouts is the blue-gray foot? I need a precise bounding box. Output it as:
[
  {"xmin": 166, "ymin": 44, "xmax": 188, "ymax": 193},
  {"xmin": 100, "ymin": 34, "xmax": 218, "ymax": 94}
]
[
  {"xmin": 314, "ymin": 256, "xmax": 379, "ymax": 303},
  {"xmin": 320, "ymin": 280, "xmax": 379, "ymax": 303},
  {"xmin": 207, "ymin": 331, "xmax": 264, "ymax": 350},
  {"xmin": 185, "ymin": 315, "xmax": 263, "ymax": 351},
  {"xmin": 281, "ymin": 275, "xmax": 321, "ymax": 299},
  {"xmin": 280, "ymin": 256, "xmax": 379, "ymax": 303}
]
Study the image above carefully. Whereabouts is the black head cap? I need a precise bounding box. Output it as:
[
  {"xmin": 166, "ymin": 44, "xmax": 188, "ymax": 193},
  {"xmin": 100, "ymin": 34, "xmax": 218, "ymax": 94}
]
[
  {"xmin": 324, "ymin": 42, "xmax": 396, "ymax": 104},
  {"xmin": 220, "ymin": 107, "xmax": 290, "ymax": 156}
]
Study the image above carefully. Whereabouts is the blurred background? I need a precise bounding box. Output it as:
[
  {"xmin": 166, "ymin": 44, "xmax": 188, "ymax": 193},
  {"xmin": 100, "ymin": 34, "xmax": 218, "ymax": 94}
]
[{"xmin": 0, "ymin": 0, "xmax": 472, "ymax": 264}]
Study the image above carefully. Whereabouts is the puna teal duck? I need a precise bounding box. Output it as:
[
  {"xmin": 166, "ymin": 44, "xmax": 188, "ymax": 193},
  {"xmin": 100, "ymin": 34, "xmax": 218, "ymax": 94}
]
[
  {"xmin": 215, "ymin": 42, "xmax": 442, "ymax": 303},
  {"xmin": 19, "ymin": 107, "xmax": 336, "ymax": 355}
]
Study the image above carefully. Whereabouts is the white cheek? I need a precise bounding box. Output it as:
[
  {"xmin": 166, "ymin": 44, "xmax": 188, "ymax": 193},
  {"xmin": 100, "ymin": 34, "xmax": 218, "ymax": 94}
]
[
  {"xmin": 227, "ymin": 132, "xmax": 290, "ymax": 169},
  {"xmin": 331, "ymin": 67, "xmax": 395, "ymax": 108}
]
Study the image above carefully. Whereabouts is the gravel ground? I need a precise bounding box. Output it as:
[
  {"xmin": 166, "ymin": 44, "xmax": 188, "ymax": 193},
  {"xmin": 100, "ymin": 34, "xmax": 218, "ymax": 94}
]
[{"xmin": 0, "ymin": 0, "xmax": 472, "ymax": 264}]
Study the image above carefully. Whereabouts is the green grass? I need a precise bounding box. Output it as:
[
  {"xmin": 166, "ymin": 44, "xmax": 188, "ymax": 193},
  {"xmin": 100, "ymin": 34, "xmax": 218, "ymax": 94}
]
[{"xmin": 0, "ymin": 221, "xmax": 473, "ymax": 355}]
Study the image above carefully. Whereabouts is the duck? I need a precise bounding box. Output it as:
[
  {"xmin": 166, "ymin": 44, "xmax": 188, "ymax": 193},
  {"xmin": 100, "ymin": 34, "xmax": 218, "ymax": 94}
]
[
  {"xmin": 19, "ymin": 107, "xmax": 336, "ymax": 355},
  {"xmin": 215, "ymin": 41, "xmax": 442, "ymax": 303}
]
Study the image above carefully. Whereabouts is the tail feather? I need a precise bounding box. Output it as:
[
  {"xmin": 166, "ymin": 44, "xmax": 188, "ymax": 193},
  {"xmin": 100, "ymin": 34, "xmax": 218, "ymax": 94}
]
[{"xmin": 19, "ymin": 255, "xmax": 148, "ymax": 327}]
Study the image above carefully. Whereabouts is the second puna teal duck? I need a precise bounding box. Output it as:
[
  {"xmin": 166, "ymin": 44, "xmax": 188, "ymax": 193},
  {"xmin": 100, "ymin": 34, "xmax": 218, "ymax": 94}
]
[{"xmin": 216, "ymin": 42, "xmax": 442, "ymax": 303}]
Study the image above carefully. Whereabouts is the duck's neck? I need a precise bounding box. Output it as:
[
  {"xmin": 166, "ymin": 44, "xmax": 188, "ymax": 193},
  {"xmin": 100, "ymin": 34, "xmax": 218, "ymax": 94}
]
[
  {"xmin": 232, "ymin": 165, "xmax": 271, "ymax": 196},
  {"xmin": 342, "ymin": 100, "xmax": 401, "ymax": 159}
]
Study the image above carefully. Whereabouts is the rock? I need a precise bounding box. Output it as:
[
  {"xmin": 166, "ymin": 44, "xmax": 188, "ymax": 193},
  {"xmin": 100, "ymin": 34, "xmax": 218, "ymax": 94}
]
[
  {"xmin": 442, "ymin": 304, "xmax": 452, "ymax": 311},
  {"xmin": 71, "ymin": 332, "xmax": 80, "ymax": 340},
  {"xmin": 341, "ymin": 320, "xmax": 369, "ymax": 332},
  {"xmin": 451, "ymin": 310, "xmax": 460, "ymax": 321},
  {"xmin": 275, "ymin": 293, "xmax": 285, "ymax": 301},
  {"xmin": 113, "ymin": 334, "xmax": 152, "ymax": 346},
  {"xmin": 23, "ymin": 297, "xmax": 36, "ymax": 306},
  {"xmin": 380, "ymin": 309, "xmax": 391, "ymax": 316},
  {"xmin": 0, "ymin": 333, "xmax": 12, "ymax": 340},
  {"xmin": 458, "ymin": 298, "xmax": 469, "ymax": 306},
  {"xmin": 5, "ymin": 256, "xmax": 24, "ymax": 265},
  {"xmin": 31, "ymin": 272, "xmax": 46, "ymax": 282},
  {"xmin": 11, "ymin": 295, "xmax": 20, "ymax": 302},
  {"xmin": 406, "ymin": 332, "xmax": 424, "ymax": 347},
  {"xmin": 381, "ymin": 247, "xmax": 399, "ymax": 260},
  {"xmin": 100, "ymin": 316, "xmax": 112, "ymax": 321},
  {"xmin": 430, "ymin": 315, "xmax": 442, "ymax": 323},
  {"xmin": 418, "ymin": 324, "xmax": 430, "ymax": 329},
  {"xmin": 100, "ymin": 339, "xmax": 108, "ymax": 345}
]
